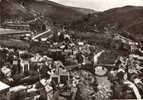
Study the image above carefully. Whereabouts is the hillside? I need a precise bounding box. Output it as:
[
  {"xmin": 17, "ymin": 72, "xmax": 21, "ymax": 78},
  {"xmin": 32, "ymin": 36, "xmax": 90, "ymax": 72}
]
[
  {"xmin": 94, "ymin": 6, "xmax": 143, "ymax": 41},
  {"xmin": 70, "ymin": 6, "xmax": 143, "ymax": 41},
  {"xmin": 0, "ymin": 0, "xmax": 95, "ymax": 25},
  {"xmin": 0, "ymin": 0, "xmax": 35, "ymax": 21},
  {"xmin": 1, "ymin": 0, "xmax": 143, "ymax": 41}
]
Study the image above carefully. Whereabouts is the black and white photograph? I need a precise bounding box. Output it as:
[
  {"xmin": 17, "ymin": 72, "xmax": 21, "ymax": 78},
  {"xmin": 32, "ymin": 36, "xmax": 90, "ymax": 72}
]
[{"xmin": 0, "ymin": 0, "xmax": 143, "ymax": 99}]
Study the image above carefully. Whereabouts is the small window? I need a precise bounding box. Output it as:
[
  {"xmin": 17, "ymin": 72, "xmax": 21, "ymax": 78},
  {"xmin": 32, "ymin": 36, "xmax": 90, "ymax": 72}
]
[{"xmin": 60, "ymin": 75, "xmax": 69, "ymax": 84}]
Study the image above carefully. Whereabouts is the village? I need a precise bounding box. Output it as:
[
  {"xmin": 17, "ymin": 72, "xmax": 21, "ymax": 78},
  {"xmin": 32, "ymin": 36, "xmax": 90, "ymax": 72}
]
[
  {"xmin": 1, "ymin": 0, "xmax": 143, "ymax": 99},
  {"xmin": 0, "ymin": 15, "xmax": 143, "ymax": 100}
]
